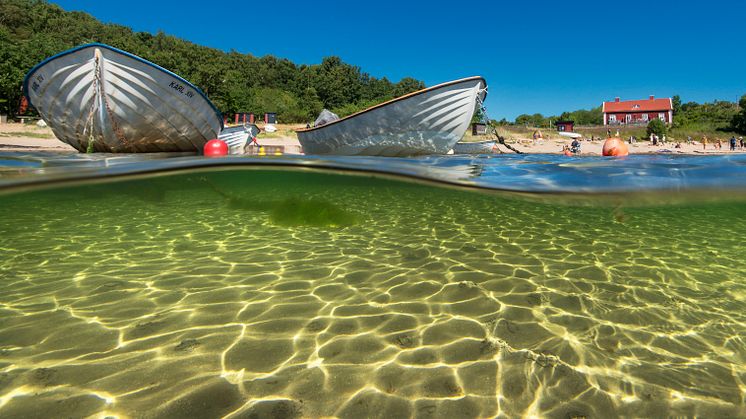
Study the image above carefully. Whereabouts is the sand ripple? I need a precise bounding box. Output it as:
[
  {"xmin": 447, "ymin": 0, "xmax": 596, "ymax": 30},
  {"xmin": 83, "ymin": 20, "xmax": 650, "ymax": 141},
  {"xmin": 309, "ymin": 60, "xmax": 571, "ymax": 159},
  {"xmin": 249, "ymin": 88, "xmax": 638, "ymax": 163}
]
[{"xmin": 0, "ymin": 170, "xmax": 744, "ymax": 417}]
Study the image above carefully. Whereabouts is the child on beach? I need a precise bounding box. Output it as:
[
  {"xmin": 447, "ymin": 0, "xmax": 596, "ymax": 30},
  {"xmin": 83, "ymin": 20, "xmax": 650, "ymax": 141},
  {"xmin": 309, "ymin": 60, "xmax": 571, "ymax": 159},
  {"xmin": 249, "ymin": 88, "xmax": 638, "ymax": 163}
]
[{"xmin": 571, "ymin": 138, "xmax": 580, "ymax": 154}]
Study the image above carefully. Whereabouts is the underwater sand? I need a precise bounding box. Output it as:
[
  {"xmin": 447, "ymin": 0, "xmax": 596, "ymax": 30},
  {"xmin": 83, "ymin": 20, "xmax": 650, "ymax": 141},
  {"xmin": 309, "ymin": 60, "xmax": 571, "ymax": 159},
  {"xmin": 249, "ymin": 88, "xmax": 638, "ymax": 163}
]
[{"xmin": 0, "ymin": 169, "xmax": 744, "ymax": 418}]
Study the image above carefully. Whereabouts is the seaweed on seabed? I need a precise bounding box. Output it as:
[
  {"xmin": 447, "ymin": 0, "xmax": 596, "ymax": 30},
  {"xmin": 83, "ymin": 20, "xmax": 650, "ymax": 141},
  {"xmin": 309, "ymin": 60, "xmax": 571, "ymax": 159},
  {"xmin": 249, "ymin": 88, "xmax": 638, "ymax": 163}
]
[
  {"xmin": 223, "ymin": 195, "xmax": 357, "ymax": 227},
  {"xmin": 202, "ymin": 177, "xmax": 357, "ymax": 227},
  {"xmin": 269, "ymin": 197, "xmax": 358, "ymax": 227}
]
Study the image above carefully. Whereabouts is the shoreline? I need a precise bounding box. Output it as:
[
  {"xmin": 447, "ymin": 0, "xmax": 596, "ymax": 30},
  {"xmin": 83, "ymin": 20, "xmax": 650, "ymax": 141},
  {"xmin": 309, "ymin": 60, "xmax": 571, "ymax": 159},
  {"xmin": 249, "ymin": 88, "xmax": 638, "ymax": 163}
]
[{"xmin": 1, "ymin": 122, "xmax": 742, "ymax": 156}]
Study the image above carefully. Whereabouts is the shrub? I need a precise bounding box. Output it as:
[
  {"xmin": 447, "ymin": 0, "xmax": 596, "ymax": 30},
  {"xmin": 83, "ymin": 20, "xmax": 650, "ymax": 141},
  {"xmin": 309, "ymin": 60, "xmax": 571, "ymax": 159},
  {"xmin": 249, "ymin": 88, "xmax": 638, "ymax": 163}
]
[{"xmin": 646, "ymin": 119, "xmax": 667, "ymax": 138}]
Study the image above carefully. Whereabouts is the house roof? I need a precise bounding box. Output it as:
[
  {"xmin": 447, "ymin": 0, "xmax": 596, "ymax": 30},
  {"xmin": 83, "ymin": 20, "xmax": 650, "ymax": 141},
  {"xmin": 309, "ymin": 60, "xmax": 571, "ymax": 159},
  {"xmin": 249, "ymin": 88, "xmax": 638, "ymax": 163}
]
[{"xmin": 603, "ymin": 97, "xmax": 672, "ymax": 113}]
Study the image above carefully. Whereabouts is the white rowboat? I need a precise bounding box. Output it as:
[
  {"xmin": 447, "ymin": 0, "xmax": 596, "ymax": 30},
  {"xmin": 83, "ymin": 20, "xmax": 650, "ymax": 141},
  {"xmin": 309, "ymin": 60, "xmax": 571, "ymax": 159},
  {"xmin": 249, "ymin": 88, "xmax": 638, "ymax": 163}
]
[
  {"xmin": 23, "ymin": 43, "xmax": 223, "ymax": 153},
  {"xmin": 297, "ymin": 77, "xmax": 487, "ymax": 156},
  {"xmin": 218, "ymin": 124, "xmax": 260, "ymax": 154}
]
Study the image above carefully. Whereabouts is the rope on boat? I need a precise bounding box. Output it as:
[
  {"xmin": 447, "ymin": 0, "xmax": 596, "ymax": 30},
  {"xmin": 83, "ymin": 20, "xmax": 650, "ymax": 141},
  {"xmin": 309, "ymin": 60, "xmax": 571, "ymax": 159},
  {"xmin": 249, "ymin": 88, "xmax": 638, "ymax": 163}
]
[
  {"xmin": 83, "ymin": 53, "xmax": 102, "ymax": 153},
  {"xmin": 83, "ymin": 49, "xmax": 131, "ymax": 153},
  {"xmin": 476, "ymin": 90, "xmax": 523, "ymax": 154},
  {"xmin": 96, "ymin": 49, "xmax": 131, "ymax": 151}
]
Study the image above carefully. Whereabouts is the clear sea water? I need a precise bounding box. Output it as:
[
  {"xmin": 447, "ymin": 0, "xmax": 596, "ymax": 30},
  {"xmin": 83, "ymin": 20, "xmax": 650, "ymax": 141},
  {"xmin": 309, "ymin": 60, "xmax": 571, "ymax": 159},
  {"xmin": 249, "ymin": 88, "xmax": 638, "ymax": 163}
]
[{"xmin": 0, "ymin": 152, "xmax": 745, "ymax": 418}]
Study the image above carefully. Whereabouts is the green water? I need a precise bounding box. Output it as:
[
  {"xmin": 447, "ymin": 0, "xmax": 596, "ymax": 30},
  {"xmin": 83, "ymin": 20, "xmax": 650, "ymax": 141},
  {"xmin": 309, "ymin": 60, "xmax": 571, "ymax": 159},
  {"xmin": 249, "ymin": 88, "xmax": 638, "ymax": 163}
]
[{"xmin": 0, "ymin": 169, "xmax": 744, "ymax": 418}]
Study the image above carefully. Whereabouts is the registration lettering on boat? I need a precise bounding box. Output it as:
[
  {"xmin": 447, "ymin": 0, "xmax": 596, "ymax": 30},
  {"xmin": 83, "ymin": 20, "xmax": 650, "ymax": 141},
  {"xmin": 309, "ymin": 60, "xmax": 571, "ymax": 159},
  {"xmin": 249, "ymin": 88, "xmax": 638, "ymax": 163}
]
[
  {"xmin": 168, "ymin": 81, "xmax": 185, "ymax": 93},
  {"xmin": 31, "ymin": 74, "xmax": 45, "ymax": 92},
  {"xmin": 168, "ymin": 81, "xmax": 195, "ymax": 98}
]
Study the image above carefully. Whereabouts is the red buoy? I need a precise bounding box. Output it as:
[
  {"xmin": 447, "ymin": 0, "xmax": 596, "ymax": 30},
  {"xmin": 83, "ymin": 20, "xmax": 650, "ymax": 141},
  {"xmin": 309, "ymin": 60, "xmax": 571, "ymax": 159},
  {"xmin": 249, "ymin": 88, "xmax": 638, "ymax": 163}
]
[
  {"xmin": 204, "ymin": 139, "xmax": 228, "ymax": 157},
  {"xmin": 602, "ymin": 137, "xmax": 629, "ymax": 157}
]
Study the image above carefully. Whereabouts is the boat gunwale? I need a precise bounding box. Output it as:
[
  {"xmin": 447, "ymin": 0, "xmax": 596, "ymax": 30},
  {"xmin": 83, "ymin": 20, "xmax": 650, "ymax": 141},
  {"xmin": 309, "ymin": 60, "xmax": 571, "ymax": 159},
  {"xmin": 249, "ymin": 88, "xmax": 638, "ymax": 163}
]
[
  {"xmin": 22, "ymin": 42, "xmax": 224, "ymax": 130},
  {"xmin": 296, "ymin": 76, "xmax": 487, "ymax": 134}
]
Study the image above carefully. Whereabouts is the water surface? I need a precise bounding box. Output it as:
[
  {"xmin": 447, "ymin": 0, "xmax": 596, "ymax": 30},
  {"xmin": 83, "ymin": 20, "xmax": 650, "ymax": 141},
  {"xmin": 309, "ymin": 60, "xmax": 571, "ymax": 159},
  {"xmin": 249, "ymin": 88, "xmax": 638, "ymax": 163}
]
[{"xmin": 0, "ymin": 154, "xmax": 744, "ymax": 418}]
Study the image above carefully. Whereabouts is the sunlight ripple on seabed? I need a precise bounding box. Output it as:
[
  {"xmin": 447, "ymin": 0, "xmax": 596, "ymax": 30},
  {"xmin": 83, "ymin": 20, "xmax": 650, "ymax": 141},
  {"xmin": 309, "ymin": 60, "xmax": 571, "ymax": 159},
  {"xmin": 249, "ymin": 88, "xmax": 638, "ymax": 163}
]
[{"xmin": 0, "ymin": 169, "xmax": 745, "ymax": 418}]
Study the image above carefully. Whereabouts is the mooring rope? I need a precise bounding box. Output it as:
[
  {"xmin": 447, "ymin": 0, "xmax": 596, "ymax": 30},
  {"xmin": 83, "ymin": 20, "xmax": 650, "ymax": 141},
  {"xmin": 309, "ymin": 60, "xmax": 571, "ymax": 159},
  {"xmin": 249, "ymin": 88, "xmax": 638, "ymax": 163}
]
[
  {"xmin": 82, "ymin": 49, "xmax": 132, "ymax": 153},
  {"xmin": 476, "ymin": 90, "xmax": 523, "ymax": 154},
  {"xmin": 95, "ymin": 49, "xmax": 131, "ymax": 151},
  {"xmin": 81, "ymin": 54, "xmax": 103, "ymax": 153}
]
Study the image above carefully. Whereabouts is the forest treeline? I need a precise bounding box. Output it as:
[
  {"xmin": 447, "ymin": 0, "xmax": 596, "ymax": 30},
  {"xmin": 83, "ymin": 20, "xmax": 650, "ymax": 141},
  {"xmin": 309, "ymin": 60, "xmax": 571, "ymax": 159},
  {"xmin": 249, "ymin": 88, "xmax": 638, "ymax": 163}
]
[
  {"xmin": 2, "ymin": 1, "xmax": 744, "ymax": 132},
  {"xmin": 0, "ymin": 0, "xmax": 425, "ymax": 122}
]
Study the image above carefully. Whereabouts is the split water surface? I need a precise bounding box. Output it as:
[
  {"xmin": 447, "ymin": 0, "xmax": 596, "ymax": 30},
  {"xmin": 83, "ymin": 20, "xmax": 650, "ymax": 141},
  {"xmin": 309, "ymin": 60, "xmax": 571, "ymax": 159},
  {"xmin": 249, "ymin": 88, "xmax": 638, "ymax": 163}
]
[{"xmin": 0, "ymin": 154, "xmax": 744, "ymax": 418}]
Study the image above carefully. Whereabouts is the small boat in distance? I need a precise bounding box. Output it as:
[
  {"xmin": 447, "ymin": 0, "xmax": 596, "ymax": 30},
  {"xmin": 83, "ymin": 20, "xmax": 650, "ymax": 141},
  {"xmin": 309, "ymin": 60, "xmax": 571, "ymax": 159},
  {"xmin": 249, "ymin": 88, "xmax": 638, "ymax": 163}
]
[
  {"xmin": 296, "ymin": 77, "xmax": 487, "ymax": 157},
  {"xmin": 218, "ymin": 124, "xmax": 260, "ymax": 154},
  {"xmin": 23, "ymin": 43, "xmax": 223, "ymax": 153},
  {"xmin": 453, "ymin": 140, "xmax": 498, "ymax": 154},
  {"xmin": 558, "ymin": 131, "xmax": 582, "ymax": 139}
]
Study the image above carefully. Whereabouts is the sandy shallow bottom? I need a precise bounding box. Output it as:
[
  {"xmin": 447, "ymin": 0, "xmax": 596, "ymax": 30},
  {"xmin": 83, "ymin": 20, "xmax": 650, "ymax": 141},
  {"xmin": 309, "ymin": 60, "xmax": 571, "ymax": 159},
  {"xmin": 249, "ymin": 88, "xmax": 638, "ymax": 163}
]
[{"xmin": 0, "ymin": 170, "xmax": 744, "ymax": 418}]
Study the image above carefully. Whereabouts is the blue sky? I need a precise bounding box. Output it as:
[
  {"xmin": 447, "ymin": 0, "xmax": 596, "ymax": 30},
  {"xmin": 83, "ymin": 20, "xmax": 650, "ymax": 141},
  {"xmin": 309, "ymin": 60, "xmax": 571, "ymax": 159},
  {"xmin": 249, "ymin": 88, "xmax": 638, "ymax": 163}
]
[{"xmin": 53, "ymin": 0, "xmax": 745, "ymax": 120}]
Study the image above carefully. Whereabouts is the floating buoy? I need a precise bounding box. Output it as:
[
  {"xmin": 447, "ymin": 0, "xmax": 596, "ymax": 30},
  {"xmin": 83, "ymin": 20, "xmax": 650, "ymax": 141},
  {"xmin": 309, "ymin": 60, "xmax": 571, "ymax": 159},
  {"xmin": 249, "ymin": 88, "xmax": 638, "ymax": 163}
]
[
  {"xmin": 602, "ymin": 137, "xmax": 629, "ymax": 156},
  {"xmin": 203, "ymin": 139, "xmax": 228, "ymax": 156}
]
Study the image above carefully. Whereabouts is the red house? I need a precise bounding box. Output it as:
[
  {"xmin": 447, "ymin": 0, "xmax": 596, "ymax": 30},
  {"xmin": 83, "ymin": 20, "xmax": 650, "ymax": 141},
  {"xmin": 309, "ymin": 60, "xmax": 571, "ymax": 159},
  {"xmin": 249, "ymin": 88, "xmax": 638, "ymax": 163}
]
[
  {"xmin": 602, "ymin": 96, "xmax": 673, "ymax": 126},
  {"xmin": 555, "ymin": 120, "xmax": 574, "ymax": 132}
]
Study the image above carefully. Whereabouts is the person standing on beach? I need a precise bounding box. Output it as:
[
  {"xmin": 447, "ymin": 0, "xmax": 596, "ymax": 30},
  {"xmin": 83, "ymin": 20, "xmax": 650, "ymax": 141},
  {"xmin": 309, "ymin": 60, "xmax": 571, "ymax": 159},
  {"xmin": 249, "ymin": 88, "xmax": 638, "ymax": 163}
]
[
  {"xmin": 730, "ymin": 136, "xmax": 737, "ymax": 151},
  {"xmin": 702, "ymin": 136, "xmax": 708, "ymax": 150}
]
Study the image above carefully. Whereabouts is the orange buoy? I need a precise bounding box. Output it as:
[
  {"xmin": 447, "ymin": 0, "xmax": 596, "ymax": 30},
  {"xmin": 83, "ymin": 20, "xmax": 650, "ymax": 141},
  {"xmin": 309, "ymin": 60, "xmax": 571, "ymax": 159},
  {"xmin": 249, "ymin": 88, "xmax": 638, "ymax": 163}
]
[
  {"xmin": 563, "ymin": 149, "xmax": 573, "ymax": 156},
  {"xmin": 203, "ymin": 139, "xmax": 228, "ymax": 156},
  {"xmin": 602, "ymin": 137, "xmax": 629, "ymax": 156}
]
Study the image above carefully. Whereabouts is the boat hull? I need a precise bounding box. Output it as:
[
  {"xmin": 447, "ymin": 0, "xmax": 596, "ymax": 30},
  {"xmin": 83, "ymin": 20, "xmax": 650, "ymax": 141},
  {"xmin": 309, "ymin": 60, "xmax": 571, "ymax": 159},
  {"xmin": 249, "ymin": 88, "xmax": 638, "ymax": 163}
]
[
  {"xmin": 297, "ymin": 77, "xmax": 487, "ymax": 157},
  {"xmin": 218, "ymin": 124, "xmax": 260, "ymax": 154},
  {"xmin": 23, "ymin": 43, "xmax": 223, "ymax": 153}
]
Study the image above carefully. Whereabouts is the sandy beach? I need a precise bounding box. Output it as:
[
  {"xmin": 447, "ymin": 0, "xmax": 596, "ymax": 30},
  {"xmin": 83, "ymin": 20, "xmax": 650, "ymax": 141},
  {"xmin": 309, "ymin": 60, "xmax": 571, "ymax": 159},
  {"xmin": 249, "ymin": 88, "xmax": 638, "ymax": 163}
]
[
  {"xmin": 1, "ymin": 122, "xmax": 742, "ymax": 156},
  {"xmin": 498, "ymin": 137, "xmax": 743, "ymax": 155},
  {"xmin": 0, "ymin": 123, "xmax": 77, "ymax": 152}
]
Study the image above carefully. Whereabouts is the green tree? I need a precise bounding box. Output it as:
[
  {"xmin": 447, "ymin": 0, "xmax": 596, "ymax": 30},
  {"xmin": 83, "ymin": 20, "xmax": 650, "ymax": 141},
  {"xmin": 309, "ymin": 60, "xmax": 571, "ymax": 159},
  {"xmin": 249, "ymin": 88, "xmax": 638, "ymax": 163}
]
[
  {"xmin": 672, "ymin": 95, "xmax": 682, "ymax": 115},
  {"xmin": 393, "ymin": 77, "xmax": 425, "ymax": 97},
  {"xmin": 297, "ymin": 87, "xmax": 323, "ymax": 121},
  {"xmin": 553, "ymin": 107, "xmax": 603, "ymax": 126},
  {"xmin": 531, "ymin": 113, "xmax": 545, "ymax": 127},
  {"xmin": 515, "ymin": 114, "xmax": 532, "ymax": 126},
  {"xmin": 732, "ymin": 94, "xmax": 746, "ymax": 134},
  {"xmin": 471, "ymin": 105, "xmax": 485, "ymax": 124},
  {"xmin": 0, "ymin": 0, "xmax": 426, "ymax": 122},
  {"xmin": 646, "ymin": 118, "xmax": 667, "ymax": 138}
]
